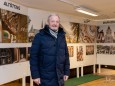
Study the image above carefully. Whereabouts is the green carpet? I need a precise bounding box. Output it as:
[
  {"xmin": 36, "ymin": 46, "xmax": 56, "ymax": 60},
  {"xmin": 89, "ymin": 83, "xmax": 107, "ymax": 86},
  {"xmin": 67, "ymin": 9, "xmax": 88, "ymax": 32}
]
[{"xmin": 65, "ymin": 74, "xmax": 103, "ymax": 86}]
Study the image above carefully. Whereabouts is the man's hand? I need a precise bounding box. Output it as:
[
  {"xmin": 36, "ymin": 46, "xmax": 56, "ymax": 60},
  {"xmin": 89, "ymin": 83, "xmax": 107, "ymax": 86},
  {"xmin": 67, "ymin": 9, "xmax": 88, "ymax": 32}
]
[
  {"xmin": 63, "ymin": 75, "xmax": 69, "ymax": 81},
  {"xmin": 33, "ymin": 78, "xmax": 41, "ymax": 85}
]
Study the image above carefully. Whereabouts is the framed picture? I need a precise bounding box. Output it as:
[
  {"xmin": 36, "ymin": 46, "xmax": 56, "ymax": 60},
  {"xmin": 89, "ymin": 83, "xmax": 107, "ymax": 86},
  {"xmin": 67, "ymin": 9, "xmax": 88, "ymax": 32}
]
[
  {"xmin": 0, "ymin": 48, "xmax": 18, "ymax": 65},
  {"xmin": 67, "ymin": 46, "xmax": 74, "ymax": 57},
  {"xmin": 86, "ymin": 45, "xmax": 94, "ymax": 55},
  {"xmin": 77, "ymin": 46, "xmax": 83, "ymax": 61},
  {"xmin": 17, "ymin": 48, "xmax": 27, "ymax": 62},
  {"xmin": 27, "ymin": 47, "xmax": 31, "ymax": 60}
]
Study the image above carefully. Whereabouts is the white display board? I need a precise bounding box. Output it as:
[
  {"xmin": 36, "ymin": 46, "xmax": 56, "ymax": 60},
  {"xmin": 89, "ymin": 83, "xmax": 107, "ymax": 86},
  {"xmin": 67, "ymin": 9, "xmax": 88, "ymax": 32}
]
[
  {"xmin": 83, "ymin": 43, "xmax": 96, "ymax": 66},
  {"xmin": 67, "ymin": 43, "xmax": 96, "ymax": 69},
  {"xmin": 0, "ymin": 0, "xmax": 30, "ymax": 85},
  {"xmin": 96, "ymin": 43, "xmax": 115, "ymax": 65},
  {"xmin": 0, "ymin": 61, "xmax": 30, "ymax": 85}
]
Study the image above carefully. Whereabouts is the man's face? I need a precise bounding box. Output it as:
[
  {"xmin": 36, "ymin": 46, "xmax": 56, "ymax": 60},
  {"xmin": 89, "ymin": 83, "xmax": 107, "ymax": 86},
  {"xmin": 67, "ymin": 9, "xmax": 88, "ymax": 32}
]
[{"xmin": 48, "ymin": 16, "xmax": 60, "ymax": 31}]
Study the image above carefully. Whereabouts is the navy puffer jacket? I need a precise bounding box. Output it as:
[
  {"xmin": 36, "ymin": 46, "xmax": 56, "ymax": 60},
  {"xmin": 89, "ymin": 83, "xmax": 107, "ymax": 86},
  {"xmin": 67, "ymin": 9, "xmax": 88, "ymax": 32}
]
[{"xmin": 30, "ymin": 25, "xmax": 70, "ymax": 86}]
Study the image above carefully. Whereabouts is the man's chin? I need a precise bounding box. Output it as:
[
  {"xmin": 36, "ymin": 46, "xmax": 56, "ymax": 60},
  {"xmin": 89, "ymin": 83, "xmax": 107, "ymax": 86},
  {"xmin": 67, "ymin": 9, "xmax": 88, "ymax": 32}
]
[{"xmin": 51, "ymin": 28, "xmax": 58, "ymax": 31}]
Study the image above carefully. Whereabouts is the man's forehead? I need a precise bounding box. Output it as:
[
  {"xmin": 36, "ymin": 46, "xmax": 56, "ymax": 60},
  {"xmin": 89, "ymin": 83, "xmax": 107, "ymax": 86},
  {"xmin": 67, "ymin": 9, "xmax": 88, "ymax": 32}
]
[
  {"xmin": 48, "ymin": 14, "xmax": 60, "ymax": 21},
  {"xmin": 49, "ymin": 15, "xmax": 59, "ymax": 19}
]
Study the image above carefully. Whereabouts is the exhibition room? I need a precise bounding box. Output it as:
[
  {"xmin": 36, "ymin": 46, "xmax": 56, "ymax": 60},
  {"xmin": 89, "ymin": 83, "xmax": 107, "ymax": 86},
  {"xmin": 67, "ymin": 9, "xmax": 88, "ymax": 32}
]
[{"xmin": 1, "ymin": 0, "xmax": 115, "ymax": 86}]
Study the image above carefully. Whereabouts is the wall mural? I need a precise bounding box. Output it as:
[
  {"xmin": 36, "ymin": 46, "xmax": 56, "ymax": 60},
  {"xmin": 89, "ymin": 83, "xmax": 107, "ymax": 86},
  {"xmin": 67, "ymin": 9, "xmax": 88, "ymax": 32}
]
[
  {"xmin": 0, "ymin": 8, "xmax": 28, "ymax": 43},
  {"xmin": 86, "ymin": 45, "xmax": 94, "ymax": 55}
]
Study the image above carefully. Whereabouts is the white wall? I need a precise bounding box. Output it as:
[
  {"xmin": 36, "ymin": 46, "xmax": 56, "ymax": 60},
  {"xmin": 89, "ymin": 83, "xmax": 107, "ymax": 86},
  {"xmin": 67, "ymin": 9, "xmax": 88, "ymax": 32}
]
[{"xmin": 0, "ymin": 61, "xmax": 30, "ymax": 85}]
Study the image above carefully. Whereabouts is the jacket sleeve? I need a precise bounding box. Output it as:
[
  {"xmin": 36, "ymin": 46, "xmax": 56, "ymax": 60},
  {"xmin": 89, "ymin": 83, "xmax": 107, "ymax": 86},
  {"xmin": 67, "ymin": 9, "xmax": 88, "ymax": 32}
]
[
  {"xmin": 64, "ymin": 40, "xmax": 70, "ymax": 76},
  {"xmin": 30, "ymin": 33, "xmax": 41, "ymax": 79}
]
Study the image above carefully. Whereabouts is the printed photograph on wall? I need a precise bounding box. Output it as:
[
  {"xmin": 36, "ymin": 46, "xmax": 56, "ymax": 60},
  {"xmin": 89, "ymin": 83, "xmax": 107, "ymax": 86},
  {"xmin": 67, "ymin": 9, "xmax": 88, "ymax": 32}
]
[
  {"xmin": 0, "ymin": 48, "xmax": 18, "ymax": 66},
  {"xmin": 79, "ymin": 24, "xmax": 97, "ymax": 43},
  {"xmin": 86, "ymin": 45, "xmax": 94, "ymax": 55},
  {"xmin": 27, "ymin": 47, "xmax": 31, "ymax": 60},
  {"xmin": 0, "ymin": 9, "xmax": 28, "ymax": 43},
  {"xmin": 17, "ymin": 47, "xmax": 28, "ymax": 62},
  {"xmin": 28, "ymin": 24, "xmax": 39, "ymax": 42},
  {"xmin": 97, "ymin": 25, "xmax": 115, "ymax": 43},
  {"xmin": 28, "ymin": 9, "xmax": 46, "ymax": 42},
  {"xmin": 76, "ymin": 46, "xmax": 83, "ymax": 61},
  {"xmin": 65, "ymin": 22, "xmax": 79, "ymax": 43},
  {"xmin": 67, "ymin": 46, "xmax": 74, "ymax": 57},
  {"xmin": 97, "ymin": 45, "xmax": 115, "ymax": 54}
]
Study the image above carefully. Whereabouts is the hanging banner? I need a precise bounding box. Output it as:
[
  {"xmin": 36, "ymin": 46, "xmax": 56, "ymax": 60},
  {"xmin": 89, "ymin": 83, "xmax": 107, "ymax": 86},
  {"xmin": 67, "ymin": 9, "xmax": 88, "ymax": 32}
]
[{"xmin": 0, "ymin": 0, "xmax": 28, "ymax": 15}]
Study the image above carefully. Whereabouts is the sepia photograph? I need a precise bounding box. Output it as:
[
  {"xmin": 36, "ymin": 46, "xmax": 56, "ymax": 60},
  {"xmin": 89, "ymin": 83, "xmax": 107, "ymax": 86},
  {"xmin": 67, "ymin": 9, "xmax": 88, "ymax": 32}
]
[
  {"xmin": 79, "ymin": 24, "xmax": 97, "ymax": 43},
  {"xmin": 27, "ymin": 47, "xmax": 31, "ymax": 60},
  {"xmin": 0, "ymin": 48, "xmax": 18, "ymax": 65},
  {"xmin": 17, "ymin": 47, "xmax": 28, "ymax": 62},
  {"xmin": 67, "ymin": 46, "xmax": 74, "ymax": 57},
  {"xmin": 86, "ymin": 45, "xmax": 94, "ymax": 55},
  {"xmin": 76, "ymin": 46, "xmax": 83, "ymax": 61},
  {"xmin": 1, "ymin": 9, "xmax": 28, "ymax": 43}
]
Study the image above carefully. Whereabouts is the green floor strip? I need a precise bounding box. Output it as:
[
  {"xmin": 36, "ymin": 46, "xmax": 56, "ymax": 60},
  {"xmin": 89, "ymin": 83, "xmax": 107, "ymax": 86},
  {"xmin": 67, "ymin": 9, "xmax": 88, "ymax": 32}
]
[{"xmin": 65, "ymin": 74, "xmax": 103, "ymax": 86}]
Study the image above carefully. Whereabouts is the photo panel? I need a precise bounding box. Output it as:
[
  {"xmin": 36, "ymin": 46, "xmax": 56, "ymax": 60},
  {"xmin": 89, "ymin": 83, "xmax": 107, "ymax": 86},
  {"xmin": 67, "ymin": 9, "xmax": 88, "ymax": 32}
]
[
  {"xmin": 67, "ymin": 46, "xmax": 74, "ymax": 57},
  {"xmin": 97, "ymin": 45, "xmax": 115, "ymax": 55},
  {"xmin": 28, "ymin": 25, "xmax": 39, "ymax": 42},
  {"xmin": 86, "ymin": 45, "xmax": 94, "ymax": 55},
  {"xmin": 27, "ymin": 47, "xmax": 31, "ymax": 60},
  {"xmin": 97, "ymin": 25, "xmax": 115, "ymax": 43},
  {"xmin": 76, "ymin": 46, "xmax": 83, "ymax": 61},
  {"xmin": 0, "ymin": 9, "xmax": 28, "ymax": 43},
  {"xmin": 17, "ymin": 47, "xmax": 28, "ymax": 62},
  {"xmin": 28, "ymin": 10, "xmax": 46, "ymax": 42},
  {"xmin": 64, "ymin": 22, "xmax": 79, "ymax": 43},
  {"xmin": 0, "ymin": 48, "xmax": 18, "ymax": 66},
  {"xmin": 79, "ymin": 24, "xmax": 97, "ymax": 43}
]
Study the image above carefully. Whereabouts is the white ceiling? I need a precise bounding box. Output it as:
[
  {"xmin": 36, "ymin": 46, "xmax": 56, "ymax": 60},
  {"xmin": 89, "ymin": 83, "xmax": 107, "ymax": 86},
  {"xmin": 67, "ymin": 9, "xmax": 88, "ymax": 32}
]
[{"xmin": 10, "ymin": 0, "xmax": 115, "ymax": 20}]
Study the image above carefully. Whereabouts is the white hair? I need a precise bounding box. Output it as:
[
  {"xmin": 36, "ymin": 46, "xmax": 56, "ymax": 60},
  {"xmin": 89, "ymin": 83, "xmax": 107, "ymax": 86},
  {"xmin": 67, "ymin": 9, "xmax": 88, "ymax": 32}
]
[{"xmin": 47, "ymin": 13, "xmax": 60, "ymax": 22}]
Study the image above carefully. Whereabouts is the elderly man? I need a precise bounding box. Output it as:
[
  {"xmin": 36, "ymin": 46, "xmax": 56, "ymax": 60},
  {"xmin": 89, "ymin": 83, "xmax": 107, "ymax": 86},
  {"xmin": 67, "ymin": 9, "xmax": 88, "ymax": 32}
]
[{"xmin": 30, "ymin": 14, "xmax": 70, "ymax": 86}]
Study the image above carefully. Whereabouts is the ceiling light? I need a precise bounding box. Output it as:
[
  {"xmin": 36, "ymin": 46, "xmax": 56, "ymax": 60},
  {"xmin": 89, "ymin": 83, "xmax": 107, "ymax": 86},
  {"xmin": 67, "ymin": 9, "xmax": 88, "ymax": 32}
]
[{"xmin": 76, "ymin": 7, "xmax": 99, "ymax": 17}]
